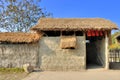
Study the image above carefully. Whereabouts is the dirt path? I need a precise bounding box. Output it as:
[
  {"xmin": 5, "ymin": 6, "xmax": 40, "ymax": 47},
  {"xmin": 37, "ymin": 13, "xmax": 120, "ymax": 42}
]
[
  {"xmin": 0, "ymin": 72, "xmax": 28, "ymax": 80},
  {"xmin": 22, "ymin": 70, "xmax": 120, "ymax": 80}
]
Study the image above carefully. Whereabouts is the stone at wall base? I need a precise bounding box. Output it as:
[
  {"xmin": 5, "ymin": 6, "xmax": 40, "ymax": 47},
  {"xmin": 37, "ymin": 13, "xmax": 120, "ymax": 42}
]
[{"xmin": 23, "ymin": 63, "xmax": 34, "ymax": 73}]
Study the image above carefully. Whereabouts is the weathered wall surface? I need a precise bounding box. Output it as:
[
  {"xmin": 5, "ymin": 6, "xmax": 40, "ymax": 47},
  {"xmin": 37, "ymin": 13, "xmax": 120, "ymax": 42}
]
[
  {"xmin": 95, "ymin": 38, "xmax": 105, "ymax": 67},
  {"xmin": 39, "ymin": 36, "xmax": 86, "ymax": 71},
  {"xmin": 0, "ymin": 44, "xmax": 39, "ymax": 68}
]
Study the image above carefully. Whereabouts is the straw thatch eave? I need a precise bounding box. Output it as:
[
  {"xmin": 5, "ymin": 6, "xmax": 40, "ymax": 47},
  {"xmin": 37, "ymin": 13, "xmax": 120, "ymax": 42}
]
[
  {"xmin": 31, "ymin": 18, "xmax": 118, "ymax": 31},
  {"xmin": 32, "ymin": 27, "xmax": 117, "ymax": 31},
  {"xmin": 0, "ymin": 32, "xmax": 43, "ymax": 44}
]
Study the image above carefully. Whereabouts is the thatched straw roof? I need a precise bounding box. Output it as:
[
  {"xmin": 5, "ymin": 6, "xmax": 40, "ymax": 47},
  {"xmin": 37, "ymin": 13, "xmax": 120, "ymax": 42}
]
[
  {"xmin": 31, "ymin": 18, "xmax": 118, "ymax": 31},
  {"xmin": 0, "ymin": 32, "xmax": 42, "ymax": 43}
]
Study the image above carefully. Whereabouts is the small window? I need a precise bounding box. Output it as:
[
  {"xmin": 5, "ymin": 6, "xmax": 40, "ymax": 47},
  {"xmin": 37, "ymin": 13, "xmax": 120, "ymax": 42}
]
[
  {"xmin": 75, "ymin": 31, "xmax": 83, "ymax": 36},
  {"xmin": 62, "ymin": 31, "xmax": 74, "ymax": 36},
  {"xmin": 43, "ymin": 31, "xmax": 83, "ymax": 37},
  {"xmin": 43, "ymin": 31, "xmax": 60, "ymax": 37},
  {"xmin": 62, "ymin": 31, "xmax": 83, "ymax": 36}
]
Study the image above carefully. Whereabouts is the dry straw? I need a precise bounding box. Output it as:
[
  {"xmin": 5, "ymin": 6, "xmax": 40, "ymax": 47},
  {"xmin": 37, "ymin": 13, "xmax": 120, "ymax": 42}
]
[
  {"xmin": 0, "ymin": 32, "xmax": 43, "ymax": 43},
  {"xmin": 60, "ymin": 36, "xmax": 76, "ymax": 49},
  {"xmin": 31, "ymin": 18, "xmax": 118, "ymax": 31}
]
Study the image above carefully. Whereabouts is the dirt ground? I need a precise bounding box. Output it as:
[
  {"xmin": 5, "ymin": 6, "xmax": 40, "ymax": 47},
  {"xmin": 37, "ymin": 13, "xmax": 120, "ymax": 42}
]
[
  {"xmin": 0, "ymin": 69, "xmax": 120, "ymax": 80},
  {"xmin": 0, "ymin": 72, "xmax": 28, "ymax": 80},
  {"xmin": 22, "ymin": 70, "xmax": 120, "ymax": 80}
]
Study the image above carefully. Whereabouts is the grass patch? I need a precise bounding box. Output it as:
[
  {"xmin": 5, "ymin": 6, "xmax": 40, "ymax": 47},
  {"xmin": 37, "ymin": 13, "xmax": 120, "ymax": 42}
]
[{"xmin": 0, "ymin": 68, "xmax": 24, "ymax": 73}]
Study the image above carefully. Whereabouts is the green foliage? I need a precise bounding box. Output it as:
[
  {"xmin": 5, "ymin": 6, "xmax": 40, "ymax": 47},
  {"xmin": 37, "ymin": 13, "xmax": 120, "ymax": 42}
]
[
  {"xmin": 109, "ymin": 44, "xmax": 120, "ymax": 50},
  {"xmin": 0, "ymin": 68, "xmax": 24, "ymax": 72},
  {"xmin": 0, "ymin": 0, "xmax": 52, "ymax": 32},
  {"xmin": 109, "ymin": 31, "xmax": 120, "ymax": 50}
]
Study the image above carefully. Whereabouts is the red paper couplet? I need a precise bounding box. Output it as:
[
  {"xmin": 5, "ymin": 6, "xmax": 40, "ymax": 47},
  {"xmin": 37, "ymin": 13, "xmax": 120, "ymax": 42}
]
[
  {"xmin": 87, "ymin": 30, "xmax": 92, "ymax": 37},
  {"xmin": 95, "ymin": 31, "xmax": 99, "ymax": 36},
  {"xmin": 100, "ymin": 31, "xmax": 103, "ymax": 36},
  {"xmin": 91, "ymin": 31, "xmax": 95, "ymax": 36}
]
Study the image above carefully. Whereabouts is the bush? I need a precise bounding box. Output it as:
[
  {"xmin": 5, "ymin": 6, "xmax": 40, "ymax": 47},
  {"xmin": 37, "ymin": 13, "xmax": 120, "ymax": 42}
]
[{"xmin": 109, "ymin": 44, "xmax": 120, "ymax": 50}]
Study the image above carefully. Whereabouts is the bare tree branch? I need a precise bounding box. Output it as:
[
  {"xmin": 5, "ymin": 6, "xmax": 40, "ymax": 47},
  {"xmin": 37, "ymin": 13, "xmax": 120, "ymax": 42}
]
[{"xmin": 0, "ymin": 0, "xmax": 52, "ymax": 32}]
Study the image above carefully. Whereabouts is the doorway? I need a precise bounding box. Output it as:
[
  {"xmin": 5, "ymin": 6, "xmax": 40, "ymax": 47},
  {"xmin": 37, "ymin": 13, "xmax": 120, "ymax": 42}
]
[{"xmin": 86, "ymin": 36, "xmax": 105, "ymax": 69}]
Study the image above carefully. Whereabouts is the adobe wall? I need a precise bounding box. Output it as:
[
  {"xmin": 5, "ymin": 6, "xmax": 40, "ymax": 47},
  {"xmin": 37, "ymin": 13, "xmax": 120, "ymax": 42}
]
[
  {"xmin": 39, "ymin": 36, "xmax": 86, "ymax": 71},
  {"xmin": 0, "ymin": 43, "xmax": 39, "ymax": 68}
]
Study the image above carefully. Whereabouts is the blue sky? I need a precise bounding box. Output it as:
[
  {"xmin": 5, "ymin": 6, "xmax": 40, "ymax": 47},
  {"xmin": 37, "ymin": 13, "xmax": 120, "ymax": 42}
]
[{"xmin": 41, "ymin": 0, "xmax": 120, "ymax": 29}]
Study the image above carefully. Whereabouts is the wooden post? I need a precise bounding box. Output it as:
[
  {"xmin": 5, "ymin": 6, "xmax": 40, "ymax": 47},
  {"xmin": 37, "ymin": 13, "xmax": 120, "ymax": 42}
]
[
  {"xmin": 83, "ymin": 32, "xmax": 86, "ymax": 70},
  {"xmin": 105, "ymin": 31, "xmax": 109, "ymax": 69}
]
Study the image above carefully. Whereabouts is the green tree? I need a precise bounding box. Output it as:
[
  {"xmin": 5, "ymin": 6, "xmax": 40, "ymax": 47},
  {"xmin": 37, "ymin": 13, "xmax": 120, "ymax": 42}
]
[{"xmin": 0, "ymin": 0, "xmax": 51, "ymax": 32}]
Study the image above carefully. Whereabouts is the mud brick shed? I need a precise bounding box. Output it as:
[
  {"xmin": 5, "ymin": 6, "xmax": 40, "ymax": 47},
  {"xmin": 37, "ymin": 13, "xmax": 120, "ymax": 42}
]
[{"xmin": 0, "ymin": 18, "xmax": 118, "ymax": 71}]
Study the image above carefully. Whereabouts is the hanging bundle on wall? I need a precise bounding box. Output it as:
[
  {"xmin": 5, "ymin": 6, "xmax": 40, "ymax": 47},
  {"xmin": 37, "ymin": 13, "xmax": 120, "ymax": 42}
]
[
  {"xmin": 60, "ymin": 36, "xmax": 77, "ymax": 49},
  {"xmin": 60, "ymin": 31, "xmax": 77, "ymax": 49}
]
